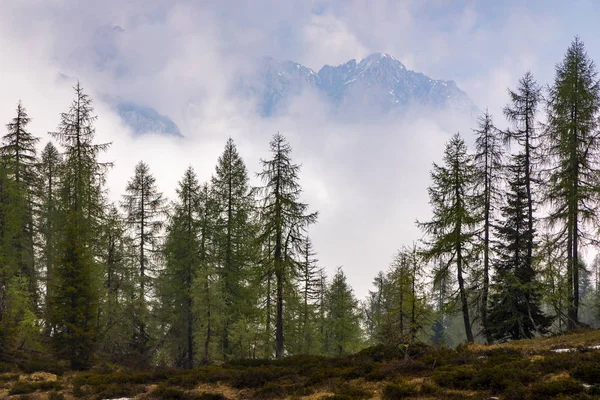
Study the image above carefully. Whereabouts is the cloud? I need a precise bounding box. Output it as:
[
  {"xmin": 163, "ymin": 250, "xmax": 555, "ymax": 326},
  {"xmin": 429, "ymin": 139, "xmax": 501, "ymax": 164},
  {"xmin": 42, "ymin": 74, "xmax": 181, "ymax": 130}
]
[{"xmin": 0, "ymin": 0, "xmax": 596, "ymax": 300}]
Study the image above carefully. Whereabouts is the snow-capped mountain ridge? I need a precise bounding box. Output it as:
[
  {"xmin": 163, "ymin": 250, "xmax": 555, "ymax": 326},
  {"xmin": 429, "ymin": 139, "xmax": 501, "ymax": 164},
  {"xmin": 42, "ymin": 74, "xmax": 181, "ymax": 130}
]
[{"xmin": 247, "ymin": 52, "xmax": 476, "ymax": 117}]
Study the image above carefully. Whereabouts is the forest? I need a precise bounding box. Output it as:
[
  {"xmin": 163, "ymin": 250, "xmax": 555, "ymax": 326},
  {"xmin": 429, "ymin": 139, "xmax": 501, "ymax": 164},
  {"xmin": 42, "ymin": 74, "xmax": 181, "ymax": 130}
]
[{"xmin": 1, "ymin": 34, "xmax": 600, "ymax": 388}]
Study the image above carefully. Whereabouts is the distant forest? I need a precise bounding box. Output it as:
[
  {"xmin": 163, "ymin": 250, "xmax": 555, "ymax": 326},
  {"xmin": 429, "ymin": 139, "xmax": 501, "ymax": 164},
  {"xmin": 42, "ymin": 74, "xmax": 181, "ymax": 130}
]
[{"xmin": 1, "ymin": 36, "xmax": 600, "ymax": 370}]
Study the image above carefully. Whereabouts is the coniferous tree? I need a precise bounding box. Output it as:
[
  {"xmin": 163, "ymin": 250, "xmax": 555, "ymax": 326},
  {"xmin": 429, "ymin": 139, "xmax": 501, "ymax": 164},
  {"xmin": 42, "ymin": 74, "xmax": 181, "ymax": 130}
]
[
  {"xmin": 194, "ymin": 182, "xmax": 222, "ymax": 363},
  {"xmin": 2, "ymin": 101, "xmax": 39, "ymax": 301},
  {"xmin": 297, "ymin": 238, "xmax": 320, "ymax": 353},
  {"xmin": 473, "ymin": 110, "xmax": 503, "ymax": 343},
  {"xmin": 503, "ymin": 72, "xmax": 542, "ymax": 322},
  {"xmin": 121, "ymin": 161, "xmax": 166, "ymax": 359},
  {"xmin": 487, "ymin": 156, "xmax": 552, "ymax": 341},
  {"xmin": 256, "ymin": 133, "xmax": 317, "ymax": 359},
  {"xmin": 544, "ymin": 37, "xmax": 600, "ymax": 330},
  {"xmin": 97, "ymin": 205, "xmax": 135, "ymax": 361},
  {"xmin": 323, "ymin": 267, "xmax": 361, "ymax": 356},
  {"xmin": 161, "ymin": 167, "xmax": 201, "ymax": 368},
  {"xmin": 418, "ymin": 133, "xmax": 480, "ymax": 342},
  {"xmin": 36, "ymin": 142, "xmax": 62, "ymax": 335},
  {"xmin": 49, "ymin": 82, "xmax": 110, "ymax": 369},
  {"xmin": 211, "ymin": 138, "xmax": 256, "ymax": 360}
]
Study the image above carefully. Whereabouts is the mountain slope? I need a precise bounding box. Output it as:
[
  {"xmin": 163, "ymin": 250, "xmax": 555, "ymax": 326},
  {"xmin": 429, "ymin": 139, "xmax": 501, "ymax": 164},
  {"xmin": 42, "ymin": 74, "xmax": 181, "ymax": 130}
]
[{"xmin": 244, "ymin": 52, "xmax": 476, "ymax": 117}]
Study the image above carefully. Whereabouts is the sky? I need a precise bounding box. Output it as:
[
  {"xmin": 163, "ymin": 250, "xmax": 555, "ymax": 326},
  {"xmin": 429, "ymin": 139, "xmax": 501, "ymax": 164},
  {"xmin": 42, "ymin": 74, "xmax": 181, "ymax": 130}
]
[{"xmin": 1, "ymin": 0, "xmax": 600, "ymax": 300}]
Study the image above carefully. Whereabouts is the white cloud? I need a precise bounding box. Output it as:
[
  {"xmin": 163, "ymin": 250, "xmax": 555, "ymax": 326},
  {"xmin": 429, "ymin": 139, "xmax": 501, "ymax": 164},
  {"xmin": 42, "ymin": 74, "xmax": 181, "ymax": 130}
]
[{"xmin": 0, "ymin": 0, "xmax": 595, "ymax": 301}]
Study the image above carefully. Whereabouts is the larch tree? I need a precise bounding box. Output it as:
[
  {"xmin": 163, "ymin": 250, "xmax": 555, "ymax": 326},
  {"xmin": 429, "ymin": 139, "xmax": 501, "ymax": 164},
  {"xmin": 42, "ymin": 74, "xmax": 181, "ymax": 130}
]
[
  {"xmin": 544, "ymin": 37, "xmax": 600, "ymax": 331},
  {"xmin": 323, "ymin": 267, "xmax": 361, "ymax": 356},
  {"xmin": 418, "ymin": 133, "xmax": 480, "ymax": 343},
  {"xmin": 36, "ymin": 142, "xmax": 62, "ymax": 335},
  {"xmin": 256, "ymin": 133, "xmax": 317, "ymax": 359},
  {"xmin": 473, "ymin": 110, "xmax": 504, "ymax": 343},
  {"xmin": 121, "ymin": 161, "xmax": 166, "ymax": 359},
  {"xmin": 297, "ymin": 237, "xmax": 320, "ymax": 354},
  {"xmin": 211, "ymin": 138, "xmax": 256, "ymax": 360},
  {"xmin": 161, "ymin": 167, "xmax": 201, "ymax": 368},
  {"xmin": 503, "ymin": 72, "xmax": 542, "ymax": 314},
  {"xmin": 48, "ymin": 82, "xmax": 111, "ymax": 369},
  {"xmin": 2, "ymin": 101, "xmax": 39, "ymax": 301},
  {"xmin": 487, "ymin": 156, "xmax": 552, "ymax": 341}
]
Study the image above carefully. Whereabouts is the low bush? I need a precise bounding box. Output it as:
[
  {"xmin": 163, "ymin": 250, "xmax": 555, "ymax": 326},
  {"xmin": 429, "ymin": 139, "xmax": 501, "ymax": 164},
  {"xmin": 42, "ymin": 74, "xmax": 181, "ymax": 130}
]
[
  {"xmin": 198, "ymin": 393, "xmax": 228, "ymax": 400},
  {"xmin": 527, "ymin": 377, "xmax": 583, "ymax": 400},
  {"xmin": 253, "ymin": 381, "xmax": 286, "ymax": 399},
  {"xmin": 382, "ymin": 382, "xmax": 418, "ymax": 399},
  {"xmin": 334, "ymin": 383, "xmax": 371, "ymax": 399},
  {"xmin": 431, "ymin": 365, "xmax": 477, "ymax": 389},
  {"xmin": 148, "ymin": 384, "xmax": 188, "ymax": 400},
  {"xmin": 48, "ymin": 392, "xmax": 65, "ymax": 400},
  {"xmin": 572, "ymin": 361, "xmax": 600, "ymax": 384},
  {"xmin": 8, "ymin": 380, "xmax": 61, "ymax": 395}
]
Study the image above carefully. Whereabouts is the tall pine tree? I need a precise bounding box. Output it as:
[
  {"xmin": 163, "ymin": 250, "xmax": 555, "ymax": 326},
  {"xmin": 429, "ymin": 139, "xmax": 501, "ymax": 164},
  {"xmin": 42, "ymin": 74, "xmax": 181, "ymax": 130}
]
[
  {"xmin": 544, "ymin": 37, "xmax": 600, "ymax": 330},
  {"xmin": 49, "ymin": 82, "xmax": 110, "ymax": 369},
  {"xmin": 473, "ymin": 110, "xmax": 503, "ymax": 343},
  {"xmin": 256, "ymin": 133, "xmax": 317, "ymax": 358},
  {"xmin": 419, "ymin": 133, "xmax": 479, "ymax": 343},
  {"xmin": 121, "ymin": 161, "xmax": 166, "ymax": 360},
  {"xmin": 2, "ymin": 101, "xmax": 39, "ymax": 302},
  {"xmin": 488, "ymin": 156, "xmax": 552, "ymax": 341},
  {"xmin": 211, "ymin": 138, "xmax": 256, "ymax": 360}
]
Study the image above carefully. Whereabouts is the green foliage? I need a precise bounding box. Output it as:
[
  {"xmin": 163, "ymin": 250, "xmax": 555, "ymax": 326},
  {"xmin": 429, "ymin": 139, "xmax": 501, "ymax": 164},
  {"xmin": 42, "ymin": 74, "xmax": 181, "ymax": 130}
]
[
  {"xmin": 48, "ymin": 82, "xmax": 110, "ymax": 370},
  {"xmin": 418, "ymin": 133, "xmax": 480, "ymax": 343},
  {"xmin": 382, "ymin": 382, "xmax": 418, "ymax": 399},
  {"xmin": 545, "ymin": 36, "xmax": 600, "ymax": 330},
  {"xmin": 323, "ymin": 268, "xmax": 362, "ymax": 356},
  {"xmin": 256, "ymin": 133, "xmax": 318, "ymax": 359},
  {"xmin": 528, "ymin": 378, "xmax": 584, "ymax": 400},
  {"xmin": 8, "ymin": 380, "xmax": 61, "ymax": 395},
  {"xmin": 431, "ymin": 365, "xmax": 477, "ymax": 389}
]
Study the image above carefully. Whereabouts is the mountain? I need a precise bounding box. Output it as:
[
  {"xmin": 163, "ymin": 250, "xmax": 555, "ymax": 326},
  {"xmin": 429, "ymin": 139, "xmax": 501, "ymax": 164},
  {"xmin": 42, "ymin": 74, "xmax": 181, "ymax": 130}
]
[
  {"xmin": 243, "ymin": 53, "xmax": 477, "ymax": 118},
  {"xmin": 116, "ymin": 102, "xmax": 182, "ymax": 137}
]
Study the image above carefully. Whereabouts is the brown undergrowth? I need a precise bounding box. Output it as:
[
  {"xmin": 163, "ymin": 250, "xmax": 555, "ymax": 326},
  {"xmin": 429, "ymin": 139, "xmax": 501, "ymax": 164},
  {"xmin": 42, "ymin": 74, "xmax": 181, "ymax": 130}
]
[{"xmin": 2, "ymin": 330, "xmax": 600, "ymax": 399}]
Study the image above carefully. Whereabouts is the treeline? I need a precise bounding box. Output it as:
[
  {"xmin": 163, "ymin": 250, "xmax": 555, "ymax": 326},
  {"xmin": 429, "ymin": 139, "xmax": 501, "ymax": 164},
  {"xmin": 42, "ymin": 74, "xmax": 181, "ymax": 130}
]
[
  {"xmin": 0, "ymin": 83, "xmax": 363, "ymax": 370},
  {"xmin": 2, "ymin": 36, "xmax": 600, "ymax": 371},
  {"xmin": 364, "ymin": 36, "xmax": 600, "ymax": 347}
]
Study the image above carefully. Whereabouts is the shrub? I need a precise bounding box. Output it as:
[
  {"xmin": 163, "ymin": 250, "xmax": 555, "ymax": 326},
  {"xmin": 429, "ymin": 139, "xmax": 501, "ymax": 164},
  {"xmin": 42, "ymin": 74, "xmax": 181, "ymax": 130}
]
[
  {"xmin": 472, "ymin": 361, "xmax": 536, "ymax": 393},
  {"xmin": 572, "ymin": 362, "xmax": 600, "ymax": 384},
  {"xmin": 335, "ymin": 383, "xmax": 371, "ymax": 399},
  {"xmin": 382, "ymin": 382, "xmax": 418, "ymax": 399},
  {"xmin": 431, "ymin": 365, "xmax": 476, "ymax": 389},
  {"xmin": 48, "ymin": 392, "xmax": 65, "ymax": 400},
  {"xmin": 198, "ymin": 394, "xmax": 227, "ymax": 400},
  {"xmin": 9, "ymin": 381, "xmax": 61, "ymax": 395},
  {"xmin": 148, "ymin": 384, "xmax": 187, "ymax": 400},
  {"xmin": 527, "ymin": 378, "xmax": 583, "ymax": 400},
  {"xmin": 253, "ymin": 381, "xmax": 286, "ymax": 399},
  {"xmin": 230, "ymin": 366, "xmax": 287, "ymax": 389}
]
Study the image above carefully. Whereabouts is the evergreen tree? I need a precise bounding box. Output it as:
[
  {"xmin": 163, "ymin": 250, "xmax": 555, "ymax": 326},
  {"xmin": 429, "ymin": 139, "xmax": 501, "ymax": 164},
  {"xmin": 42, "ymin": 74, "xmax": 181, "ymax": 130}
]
[
  {"xmin": 36, "ymin": 142, "xmax": 62, "ymax": 335},
  {"xmin": 297, "ymin": 238, "xmax": 320, "ymax": 353},
  {"xmin": 121, "ymin": 161, "xmax": 166, "ymax": 359},
  {"xmin": 323, "ymin": 267, "xmax": 361, "ymax": 356},
  {"xmin": 97, "ymin": 205, "xmax": 135, "ymax": 362},
  {"xmin": 2, "ymin": 101, "xmax": 39, "ymax": 301},
  {"xmin": 256, "ymin": 133, "xmax": 317, "ymax": 359},
  {"xmin": 195, "ymin": 182, "xmax": 222, "ymax": 363},
  {"xmin": 48, "ymin": 82, "xmax": 110, "ymax": 369},
  {"xmin": 473, "ymin": 110, "xmax": 503, "ymax": 343},
  {"xmin": 502, "ymin": 72, "xmax": 542, "ymax": 324},
  {"xmin": 211, "ymin": 138, "xmax": 256, "ymax": 360},
  {"xmin": 161, "ymin": 167, "xmax": 201, "ymax": 368},
  {"xmin": 418, "ymin": 133, "xmax": 480, "ymax": 342},
  {"xmin": 544, "ymin": 37, "xmax": 600, "ymax": 330},
  {"xmin": 488, "ymin": 156, "xmax": 552, "ymax": 341}
]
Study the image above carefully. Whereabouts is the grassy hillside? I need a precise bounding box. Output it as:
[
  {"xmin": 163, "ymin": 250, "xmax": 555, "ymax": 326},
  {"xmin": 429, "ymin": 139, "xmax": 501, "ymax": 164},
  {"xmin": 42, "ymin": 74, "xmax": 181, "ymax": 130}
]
[{"xmin": 2, "ymin": 330, "xmax": 600, "ymax": 399}]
